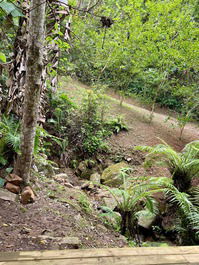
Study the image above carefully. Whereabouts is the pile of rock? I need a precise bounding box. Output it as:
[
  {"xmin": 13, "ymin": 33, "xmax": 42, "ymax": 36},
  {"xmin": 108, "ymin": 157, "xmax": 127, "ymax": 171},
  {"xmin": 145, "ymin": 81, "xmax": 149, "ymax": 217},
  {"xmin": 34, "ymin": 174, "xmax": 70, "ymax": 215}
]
[
  {"xmin": 3, "ymin": 174, "xmax": 35, "ymax": 204},
  {"xmin": 5, "ymin": 174, "xmax": 23, "ymax": 194}
]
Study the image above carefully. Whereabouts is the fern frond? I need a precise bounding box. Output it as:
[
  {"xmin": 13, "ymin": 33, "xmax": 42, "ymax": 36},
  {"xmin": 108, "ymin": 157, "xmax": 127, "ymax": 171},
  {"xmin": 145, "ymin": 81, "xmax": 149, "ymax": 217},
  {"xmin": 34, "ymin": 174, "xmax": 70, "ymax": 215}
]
[{"xmin": 5, "ymin": 132, "xmax": 20, "ymax": 153}]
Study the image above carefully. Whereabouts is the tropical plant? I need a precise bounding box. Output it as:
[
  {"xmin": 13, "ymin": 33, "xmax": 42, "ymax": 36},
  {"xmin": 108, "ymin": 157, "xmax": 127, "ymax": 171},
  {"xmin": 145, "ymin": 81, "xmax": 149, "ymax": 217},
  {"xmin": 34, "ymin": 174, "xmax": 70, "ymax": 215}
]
[
  {"xmin": 0, "ymin": 115, "xmax": 62, "ymax": 168},
  {"xmin": 103, "ymin": 175, "xmax": 163, "ymax": 244},
  {"xmin": 0, "ymin": 115, "xmax": 20, "ymax": 166},
  {"xmin": 135, "ymin": 140, "xmax": 199, "ymax": 192},
  {"xmin": 164, "ymin": 184, "xmax": 199, "ymax": 244}
]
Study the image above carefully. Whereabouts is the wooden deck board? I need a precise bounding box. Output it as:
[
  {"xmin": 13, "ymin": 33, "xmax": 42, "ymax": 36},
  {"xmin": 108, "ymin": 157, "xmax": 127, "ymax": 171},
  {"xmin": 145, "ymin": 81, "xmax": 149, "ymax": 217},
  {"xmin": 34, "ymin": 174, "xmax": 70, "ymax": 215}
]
[{"xmin": 0, "ymin": 247, "xmax": 199, "ymax": 265}]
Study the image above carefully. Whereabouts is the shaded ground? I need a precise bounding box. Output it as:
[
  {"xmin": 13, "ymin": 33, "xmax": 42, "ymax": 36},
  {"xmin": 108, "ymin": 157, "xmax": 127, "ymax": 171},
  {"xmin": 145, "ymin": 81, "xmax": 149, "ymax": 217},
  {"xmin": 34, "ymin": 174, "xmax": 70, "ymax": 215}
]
[{"xmin": 0, "ymin": 169, "xmax": 126, "ymax": 252}]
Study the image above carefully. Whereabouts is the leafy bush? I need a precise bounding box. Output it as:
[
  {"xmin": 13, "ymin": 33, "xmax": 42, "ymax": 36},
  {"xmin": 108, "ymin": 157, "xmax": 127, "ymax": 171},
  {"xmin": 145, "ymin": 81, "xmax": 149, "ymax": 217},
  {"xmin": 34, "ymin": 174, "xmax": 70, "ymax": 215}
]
[
  {"xmin": 105, "ymin": 116, "xmax": 128, "ymax": 134},
  {"xmin": 47, "ymin": 89, "xmax": 128, "ymax": 159}
]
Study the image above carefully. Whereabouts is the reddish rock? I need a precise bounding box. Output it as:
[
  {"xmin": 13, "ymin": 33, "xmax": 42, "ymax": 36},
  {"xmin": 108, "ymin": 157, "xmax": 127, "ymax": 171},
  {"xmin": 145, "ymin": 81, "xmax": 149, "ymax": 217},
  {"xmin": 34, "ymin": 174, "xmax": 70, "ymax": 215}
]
[
  {"xmin": 5, "ymin": 174, "xmax": 23, "ymax": 186},
  {"xmin": 5, "ymin": 183, "xmax": 20, "ymax": 194},
  {"xmin": 21, "ymin": 186, "xmax": 35, "ymax": 204}
]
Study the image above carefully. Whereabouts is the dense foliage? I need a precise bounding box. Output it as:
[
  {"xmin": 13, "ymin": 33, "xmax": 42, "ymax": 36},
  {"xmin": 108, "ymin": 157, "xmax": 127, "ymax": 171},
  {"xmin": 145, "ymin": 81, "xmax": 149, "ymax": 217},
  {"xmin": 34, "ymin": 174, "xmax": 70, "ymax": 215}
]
[
  {"xmin": 69, "ymin": 0, "xmax": 199, "ymax": 118},
  {"xmin": 46, "ymin": 89, "xmax": 127, "ymax": 160}
]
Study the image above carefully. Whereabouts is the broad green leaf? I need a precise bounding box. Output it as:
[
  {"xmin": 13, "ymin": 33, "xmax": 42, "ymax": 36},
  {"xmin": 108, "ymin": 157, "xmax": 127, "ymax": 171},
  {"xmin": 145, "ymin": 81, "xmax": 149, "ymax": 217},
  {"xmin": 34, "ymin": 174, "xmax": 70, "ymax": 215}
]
[
  {"xmin": 0, "ymin": 1, "xmax": 23, "ymax": 17},
  {"xmin": 0, "ymin": 52, "xmax": 6, "ymax": 63}
]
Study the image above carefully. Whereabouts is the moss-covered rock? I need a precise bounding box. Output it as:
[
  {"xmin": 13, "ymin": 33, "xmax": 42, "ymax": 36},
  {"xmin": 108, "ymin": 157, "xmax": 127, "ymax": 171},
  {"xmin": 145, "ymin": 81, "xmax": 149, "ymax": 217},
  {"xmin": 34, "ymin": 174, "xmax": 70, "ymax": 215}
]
[
  {"xmin": 90, "ymin": 173, "xmax": 101, "ymax": 184},
  {"xmin": 101, "ymin": 162, "xmax": 129, "ymax": 187},
  {"xmin": 76, "ymin": 160, "xmax": 93, "ymax": 179}
]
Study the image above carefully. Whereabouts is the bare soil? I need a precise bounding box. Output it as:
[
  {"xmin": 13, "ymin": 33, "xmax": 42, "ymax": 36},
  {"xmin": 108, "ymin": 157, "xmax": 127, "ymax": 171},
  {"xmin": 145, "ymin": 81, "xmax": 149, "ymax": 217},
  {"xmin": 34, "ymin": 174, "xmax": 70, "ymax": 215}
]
[{"xmin": 0, "ymin": 169, "xmax": 126, "ymax": 252}]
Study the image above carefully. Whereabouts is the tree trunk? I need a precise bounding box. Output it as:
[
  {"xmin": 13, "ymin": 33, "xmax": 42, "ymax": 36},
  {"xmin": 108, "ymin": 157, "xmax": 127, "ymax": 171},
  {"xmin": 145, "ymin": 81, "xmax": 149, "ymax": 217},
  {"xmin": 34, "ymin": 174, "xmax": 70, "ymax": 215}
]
[{"xmin": 15, "ymin": 0, "xmax": 46, "ymax": 184}]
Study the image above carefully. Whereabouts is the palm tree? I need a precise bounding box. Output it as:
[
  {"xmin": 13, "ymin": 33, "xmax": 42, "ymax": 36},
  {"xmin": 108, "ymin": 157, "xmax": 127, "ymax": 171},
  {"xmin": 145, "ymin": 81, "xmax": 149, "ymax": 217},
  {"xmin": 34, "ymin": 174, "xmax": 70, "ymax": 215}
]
[{"xmin": 135, "ymin": 140, "xmax": 199, "ymax": 192}]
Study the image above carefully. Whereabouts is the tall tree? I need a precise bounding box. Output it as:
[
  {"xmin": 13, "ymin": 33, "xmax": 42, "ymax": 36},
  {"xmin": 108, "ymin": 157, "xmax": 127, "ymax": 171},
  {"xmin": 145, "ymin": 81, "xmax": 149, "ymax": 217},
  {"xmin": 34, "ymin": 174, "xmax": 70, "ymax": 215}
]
[{"xmin": 15, "ymin": 0, "xmax": 46, "ymax": 184}]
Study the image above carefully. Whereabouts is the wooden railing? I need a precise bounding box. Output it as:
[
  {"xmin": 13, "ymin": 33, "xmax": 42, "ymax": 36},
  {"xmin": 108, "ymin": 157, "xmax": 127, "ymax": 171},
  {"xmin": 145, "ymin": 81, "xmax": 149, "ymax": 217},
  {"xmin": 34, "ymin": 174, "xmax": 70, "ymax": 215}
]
[{"xmin": 0, "ymin": 246, "xmax": 199, "ymax": 264}]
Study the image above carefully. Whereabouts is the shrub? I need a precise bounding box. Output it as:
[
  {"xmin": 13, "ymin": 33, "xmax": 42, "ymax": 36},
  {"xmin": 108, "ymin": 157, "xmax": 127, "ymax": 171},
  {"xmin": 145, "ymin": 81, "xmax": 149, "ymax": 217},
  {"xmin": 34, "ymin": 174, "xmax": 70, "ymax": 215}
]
[
  {"xmin": 135, "ymin": 140, "xmax": 199, "ymax": 192},
  {"xmin": 47, "ymin": 89, "xmax": 128, "ymax": 159},
  {"xmin": 105, "ymin": 116, "xmax": 128, "ymax": 134}
]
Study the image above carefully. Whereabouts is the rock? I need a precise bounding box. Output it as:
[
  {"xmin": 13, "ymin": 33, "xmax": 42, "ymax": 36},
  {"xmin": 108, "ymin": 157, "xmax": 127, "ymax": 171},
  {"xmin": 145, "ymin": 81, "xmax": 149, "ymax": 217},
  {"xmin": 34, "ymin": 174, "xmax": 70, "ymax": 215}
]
[
  {"xmin": 90, "ymin": 173, "xmax": 101, "ymax": 184},
  {"xmin": 101, "ymin": 162, "xmax": 129, "ymax": 187},
  {"xmin": 5, "ymin": 183, "xmax": 20, "ymax": 194},
  {"xmin": 97, "ymin": 187, "xmax": 121, "ymax": 210},
  {"xmin": 138, "ymin": 210, "xmax": 156, "ymax": 229},
  {"xmin": 21, "ymin": 186, "xmax": 35, "ymax": 204},
  {"xmin": 81, "ymin": 181, "xmax": 96, "ymax": 191},
  {"xmin": 53, "ymin": 173, "xmax": 69, "ymax": 180},
  {"xmin": 5, "ymin": 174, "xmax": 23, "ymax": 186},
  {"xmin": 32, "ymin": 164, "xmax": 39, "ymax": 172},
  {"xmin": 0, "ymin": 188, "xmax": 17, "ymax": 202},
  {"xmin": 77, "ymin": 161, "xmax": 93, "ymax": 179},
  {"xmin": 20, "ymin": 227, "xmax": 31, "ymax": 234},
  {"xmin": 126, "ymin": 157, "xmax": 132, "ymax": 162},
  {"xmin": 81, "ymin": 181, "xmax": 90, "ymax": 190},
  {"xmin": 78, "ymin": 161, "xmax": 87, "ymax": 172},
  {"xmin": 103, "ymin": 196, "xmax": 117, "ymax": 210},
  {"xmin": 53, "ymin": 173, "xmax": 70, "ymax": 185},
  {"xmin": 64, "ymin": 182, "xmax": 73, "ymax": 188}
]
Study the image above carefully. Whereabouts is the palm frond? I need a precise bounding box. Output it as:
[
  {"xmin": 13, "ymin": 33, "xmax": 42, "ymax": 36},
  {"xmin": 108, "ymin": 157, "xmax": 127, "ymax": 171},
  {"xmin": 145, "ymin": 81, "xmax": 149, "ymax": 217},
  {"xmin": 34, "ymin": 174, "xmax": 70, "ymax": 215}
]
[{"xmin": 4, "ymin": 132, "xmax": 20, "ymax": 153}]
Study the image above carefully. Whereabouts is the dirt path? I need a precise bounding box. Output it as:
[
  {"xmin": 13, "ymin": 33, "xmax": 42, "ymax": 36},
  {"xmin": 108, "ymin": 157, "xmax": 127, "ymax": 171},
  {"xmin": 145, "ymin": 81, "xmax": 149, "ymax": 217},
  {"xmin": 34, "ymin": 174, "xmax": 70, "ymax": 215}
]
[
  {"xmin": 61, "ymin": 78, "xmax": 198, "ymax": 151},
  {"xmin": 106, "ymin": 94, "xmax": 198, "ymax": 151}
]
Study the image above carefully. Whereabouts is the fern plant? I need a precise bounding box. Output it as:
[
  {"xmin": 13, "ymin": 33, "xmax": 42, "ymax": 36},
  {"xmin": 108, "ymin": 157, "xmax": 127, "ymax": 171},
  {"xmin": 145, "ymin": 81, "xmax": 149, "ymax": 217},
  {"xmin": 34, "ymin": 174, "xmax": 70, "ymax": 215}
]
[
  {"xmin": 0, "ymin": 115, "xmax": 20, "ymax": 166},
  {"xmin": 135, "ymin": 140, "xmax": 199, "ymax": 192},
  {"xmin": 0, "ymin": 115, "xmax": 63, "ymax": 167},
  {"xmin": 164, "ymin": 184, "xmax": 199, "ymax": 244},
  {"xmin": 140, "ymin": 176, "xmax": 199, "ymax": 244},
  {"xmin": 99, "ymin": 206, "xmax": 121, "ymax": 232},
  {"xmin": 103, "ymin": 175, "xmax": 163, "ymax": 243}
]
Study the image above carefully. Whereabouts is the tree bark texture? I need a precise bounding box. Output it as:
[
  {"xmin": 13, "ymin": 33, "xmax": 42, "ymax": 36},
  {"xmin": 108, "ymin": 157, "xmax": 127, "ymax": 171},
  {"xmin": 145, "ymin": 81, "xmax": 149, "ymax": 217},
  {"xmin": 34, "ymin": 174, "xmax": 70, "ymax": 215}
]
[{"xmin": 15, "ymin": 0, "xmax": 46, "ymax": 183}]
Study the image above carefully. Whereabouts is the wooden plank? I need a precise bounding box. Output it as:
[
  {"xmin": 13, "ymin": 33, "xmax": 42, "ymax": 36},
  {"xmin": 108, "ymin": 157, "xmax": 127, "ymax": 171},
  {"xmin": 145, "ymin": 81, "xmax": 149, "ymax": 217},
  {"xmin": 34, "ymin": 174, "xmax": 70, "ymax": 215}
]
[
  {"xmin": 0, "ymin": 254, "xmax": 190, "ymax": 265},
  {"xmin": 183, "ymin": 254, "xmax": 199, "ymax": 263},
  {"xmin": 1, "ymin": 247, "xmax": 199, "ymax": 262}
]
